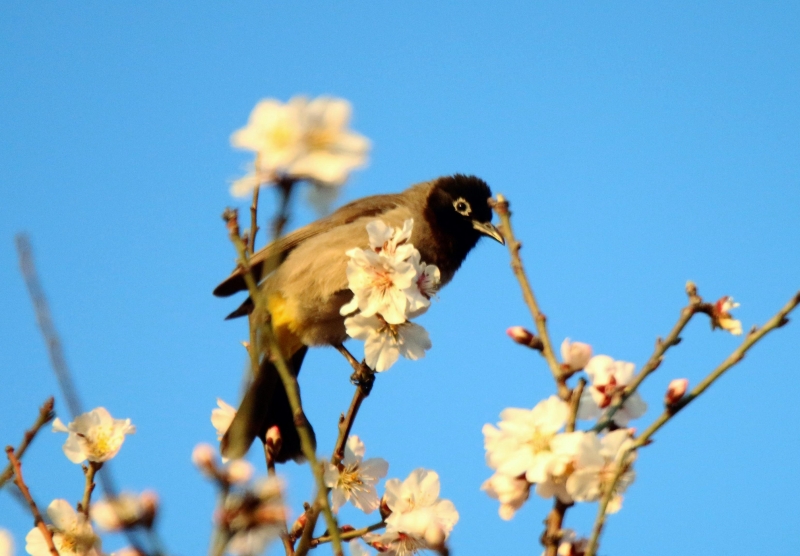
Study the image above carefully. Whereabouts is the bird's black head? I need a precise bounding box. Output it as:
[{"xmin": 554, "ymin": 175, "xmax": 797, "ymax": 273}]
[{"xmin": 422, "ymin": 174, "xmax": 504, "ymax": 278}]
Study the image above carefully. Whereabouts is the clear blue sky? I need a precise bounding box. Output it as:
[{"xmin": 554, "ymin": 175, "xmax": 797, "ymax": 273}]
[{"xmin": 2, "ymin": 2, "xmax": 799, "ymax": 555}]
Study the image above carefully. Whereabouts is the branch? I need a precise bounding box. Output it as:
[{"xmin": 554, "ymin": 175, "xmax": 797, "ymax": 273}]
[
  {"xmin": 5, "ymin": 447, "xmax": 59, "ymax": 556},
  {"xmin": 310, "ymin": 521, "xmax": 386, "ymax": 547},
  {"xmin": 0, "ymin": 397, "xmax": 54, "ymax": 489},
  {"xmin": 79, "ymin": 461, "xmax": 101, "ymax": 519},
  {"xmin": 585, "ymin": 290, "xmax": 800, "ymax": 556},
  {"xmin": 224, "ymin": 209, "xmax": 343, "ymax": 556},
  {"xmin": 332, "ymin": 344, "xmax": 375, "ymax": 466},
  {"xmin": 493, "ymin": 196, "xmax": 567, "ymax": 399}
]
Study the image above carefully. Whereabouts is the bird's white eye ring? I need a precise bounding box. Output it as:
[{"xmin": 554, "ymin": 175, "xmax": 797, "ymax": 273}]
[{"xmin": 453, "ymin": 197, "xmax": 472, "ymax": 216}]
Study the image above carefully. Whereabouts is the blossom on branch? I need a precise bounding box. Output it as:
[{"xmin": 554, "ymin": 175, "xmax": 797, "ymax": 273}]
[
  {"xmin": 345, "ymin": 314, "xmax": 431, "ymax": 372},
  {"xmin": 324, "ymin": 435, "xmax": 389, "ymax": 513},
  {"xmin": 52, "ymin": 407, "xmax": 135, "ymax": 464},
  {"xmin": 578, "ymin": 355, "xmax": 647, "ymax": 426},
  {"xmin": 481, "ymin": 472, "xmax": 530, "ymax": 520},
  {"xmin": 566, "ymin": 429, "xmax": 636, "ymax": 513},
  {"xmin": 223, "ymin": 477, "xmax": 286, "ymax": 556},
  {"xmin": 211, "ymin": 398, "xmax": 236, "ymax": 441},
  {"xmin": 370, "ymin": 469, "xmax": 458, "ymax": 555},
  {"xmin": 560, "ymin": 338, "xmax": 592, "ymax": 373},
  {"xmin": 0, "ymin": 530, "xmax": 12, "ymax": 556},
  {"xmin": 713, "ymin": 296, "xmax": 743, "ymax": 335},
  {"xmin": 230, "ymin": 96, "xmax": 370, "ymax": 196},
  {"xmin": 91, "ymin": 491, "xmax": 159, "ymax": 531},
  {"xmin": 25, "ymin": 499, "xmax": 101, "ymax": 556}
]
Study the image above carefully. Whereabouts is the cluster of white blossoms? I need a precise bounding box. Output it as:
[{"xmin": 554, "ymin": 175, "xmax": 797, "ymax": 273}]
[
  {"xmin": 230, "ymin": 95, "xmax": 370, "ymax": 198},
  {"xmin": 482, "ymin": 347, "xmax": 645, "ymax": 521},
  {"xmin": 21, "ymin": 407, "xmax": 137, "ymax": 556},
  {"xmin": 342, "ymin": 219, "xmax": 440, "ymax": 372}
]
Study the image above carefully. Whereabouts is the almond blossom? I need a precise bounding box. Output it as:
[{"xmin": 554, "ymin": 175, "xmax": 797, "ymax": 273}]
[
  {"xmin": 344, "ymin": 314, "xmax": 431, "ymax": 372},
  {"xmin": 25, "ymin": 499, "xmax": 101, "ymax": 556},
  {"xmin": 230, "ymin": 96, "xmax": 369, "ymax": 197},
  {"xmin": 0, "ymin": 530, "xmax": 12, "ymax": 556},
  {"xmin": 52, "ymin": 407, "xmax": 135, "ymax": 464},
  {"xmin": 223, "ymin": 477, "xmax": 286, "ymax": 556},
  {"xmin": 578, "ymin": 355, "xmax": 647, "ymax": 426},
  {"xmin": 340, "ymin": 219, "xmax": 431, "ymax": 323},
  {"xmin": 481, "ymin": 472, "xmax": 530, "ymax": 520},
  {"xmin": 713, "ymin": 296, "xmax": 743, "ymax": 335},
  {"xmin": 211, "ymin": 398, "xmax": 237, "ymax": 441},
  {"xmin": 567, "ymin": 429, "xmax": 636, "ymax": 513},
  {"xmin": 324, "ymin": 435, "xmax": 389, "ymax": 513},
  {"xmin": 371, "ymin": 469, "xmax": 458, "ymax": 555},
  {"xmin": 91, "ymin": 491, "xmax": 159, "ymax": 531},
  {"xmin": 560, "ymin": 338, "xmax": 592, "ymax": 373},
  {"xmin": 483, "ymin": 396, "xmax": 570, "ymax": 484}
]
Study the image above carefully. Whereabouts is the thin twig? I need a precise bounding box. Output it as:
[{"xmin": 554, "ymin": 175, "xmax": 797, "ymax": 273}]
[
  {"xmin": 310, "ymin": 521, "xmax": 386, "ymax": 546},
  {"xmin": 0, "ymin": 397, "xmax": 54, "ymax": 489},
  {"xmin": 294, "ymin": 504, "xmax": 321, "ymax": 556},
  {"xmin": 249, "ymin": 184, "xmax": 261, "ymax": 256},
  {"xmin": 493, "ymin": 196, "xmax": 568, "ymax": 399},
  {"xmin": 332, "ymin": 344, "xmax": 375, "ymax": 466},
  {"xmin": 584, "ymin": 290, "xmax": 800, "ymax": 556},
  {"xmin": 6, "ymin": 447, "xmax": 59, "ymax": 556},
  {"xmin": 80, "ymin": 461, "xmax": 101, "ymax": 519},
  {"xmin": 224, "ymin": 210, "xmax": 343, "ymax": 556}
]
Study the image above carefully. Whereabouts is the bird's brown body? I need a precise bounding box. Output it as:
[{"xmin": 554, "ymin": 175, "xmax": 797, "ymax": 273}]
[{"xmin": 215, "ymin": 175, "xmax": 502, "ymax": 461}]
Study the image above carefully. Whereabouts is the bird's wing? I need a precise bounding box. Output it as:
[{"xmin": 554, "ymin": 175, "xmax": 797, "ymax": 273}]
[{"xmin": 213, "ymin": 192, "xmax": 404, "ymax": 296}]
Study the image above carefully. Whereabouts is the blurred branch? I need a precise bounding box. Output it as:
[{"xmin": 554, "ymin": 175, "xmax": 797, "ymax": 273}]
[
  {"xmin": 0, "ymin": 397, "xmax": 54, "ymax": 489},
  {"xmin": 16, "ymin": 234, "xmax": 83, "ymax": 419},
  {"xmin": 5, "ymin": 447, "xmax": 59, "ymax": 556},
  {"xmin": 585, "ymin": 290, "xmax": 800, "ymax": 556},
  {"xmin": 79, "ymin": 461, "xmax": 101, "ymax": 519},
  {"xmin": 224, "ymin": 208, "xmax": 343, "ymax": 556},
  {"xmin": 492, "ymin": 195, "xmax": 568, "ymax": 399}
]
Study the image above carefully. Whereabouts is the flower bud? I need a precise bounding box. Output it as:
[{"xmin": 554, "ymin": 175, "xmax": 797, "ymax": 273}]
[
  {"xmin": 560, "ymin": 339, "xmax": 592, "ymax": 372},
  {"xmin": 226, "ymin": 459, "xmax": 254, "ymax": 485},
  {"xmin": 266, "ymin": 426, "xmax": 283, "ymax": 455},
  {"xmin": 506, "ymin": 326, "xmax": 543, "ymax": 350},
  {"xmin": 289, "ymin": 512, "xmax": 307, "ymax": 539},
  {"xmin": 379, "ymin": 495, "xmax": 392, "ymax": 520},
  {"xmin": 139, "ymin": 490, "xmax": 159, "ymax": 528},
  {"xmin": 665, "ymin": 378, "xmax": 688, "ymax": 406},
  {"xmin": 713, "ymin": 296, "xmax": 743, "ymax": 335},
  {"xmin": 191, "ymin": 443, "xmax": 217, "ymax": 471}
]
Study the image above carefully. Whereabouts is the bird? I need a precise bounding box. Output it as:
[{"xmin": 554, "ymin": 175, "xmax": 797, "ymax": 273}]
[{"xmin": 215, "ymin": 174, "xmax": 504, "ymax": 462}]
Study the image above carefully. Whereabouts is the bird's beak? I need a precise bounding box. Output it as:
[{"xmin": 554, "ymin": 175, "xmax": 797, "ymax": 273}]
[{"xmin": 472, "ymin": 220, "xmax": 505, "ymax": 245}]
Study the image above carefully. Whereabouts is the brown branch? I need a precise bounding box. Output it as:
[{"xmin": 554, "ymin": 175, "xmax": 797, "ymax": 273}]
[
  {"xmin": 294, "ymin": 504, "xmax": 321, "ymax": 556},
  {"xmin": 0, "ymin": 397, "xmax": 54, "ymax": 489},
  {"xmin": 493, "ymin": 196, "xmax": 568, "ymax": 399},
  {"xmin": 79, "ymin": 461, "xmax": 101, "ymax": 519},
  {"xmin": 332, "ymin": 344, "xmax": 375, "ymax": 466},
  {"xmin": 5, "ymin": 447, "xmax": 59, "ymax": 556},
  {"xmin": 310, "ymin": 521, "xmax": 386, "ymax": 547},
  {"xmin": 584, "ymin": 290, "xmax": 800, "ymax": 556},
  {"xmin": 224, "ymin": 209, "xmax": 343, "ymax": 556}
]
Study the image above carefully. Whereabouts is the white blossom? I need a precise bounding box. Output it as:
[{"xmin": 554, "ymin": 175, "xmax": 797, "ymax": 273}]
[
  {"xmin": 567, "ymin": 430, "xmax": 636, "ymax": 513},
  {"xmin": 483, "ymin": 396, "xmax": 569, "ymax": 484},
  {"xmin": 348, "ymin": 540, "xmax": 372, "ymax": 556},
  {"xmin": 52, "ymin": 407, "xmax": 135, "ymax": 464},
  {"xmin": 91, "ymin": 491, "xmax": 158, "ymax": 532},
  {"xmin": 224, "ymin": 478, "xmax": 286, "ymax": 556},
  {"xmin": 230, "ymin": 96, "xmax": 369, "ymax": 197},
  {"xmin": 345, "ymin": 314, "xmax": 431, "ymax": 372},
  {"xmin": 25, "ymin": 499, "xmax": 100, "ymax": 556},
  {"xmin": 560, "ymin": 338, "xmax": 592, "ymax": 372},
  {"xmin": 211, "ymin": 398, "xmax": 236, "ymax": 441},
  {"xmin": 340, "ymin": 219, "xmax": 429, "ymax": 323},
  {"xmin": 578, "ymin": 355, "xmax": 647, "ymax": 426},
  {"xmin": 481, "ymin": 472, "xmax": 530, "ymax": 520},
  {"xmin": 0, "ymin": 530, "xmax": 12, "ymax": 556},
  {"xmin": 540, "ymin": 529, "xmax": 589, "ymax": 556},
  {"xmin": 714, "ymin": 296, "xmax": 743, "ymax": 335},
  {"xmin": 324, "ymin": 436, "xmax": 388, "ymax": 513},
  {"xmin": 375, "ymin": 469, "xmax": 458, "ymax": 554}
]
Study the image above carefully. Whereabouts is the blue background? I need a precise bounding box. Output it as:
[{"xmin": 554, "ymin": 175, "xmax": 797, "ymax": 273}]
[{"xmin": 2, "ymin": 2, "xmax": 799, "ymax": 555}]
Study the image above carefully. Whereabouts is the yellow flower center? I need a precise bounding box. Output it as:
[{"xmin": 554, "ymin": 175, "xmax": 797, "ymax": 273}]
[
  {"xmin": 305, "ymin": 127, "xmax": 336, "ymax": 152},
  {"xmin": 267, "ymin": 122, "xmax": 296, "ymax": 150},
  {"xmin": 529, "ymin": 428, "xmax": 554, "ymax": 454}
]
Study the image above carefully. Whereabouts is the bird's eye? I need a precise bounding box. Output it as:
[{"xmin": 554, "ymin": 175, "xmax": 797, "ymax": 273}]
[{"xmin": 453, "ymin": 198, "xmax": 472, "ymax": 216}]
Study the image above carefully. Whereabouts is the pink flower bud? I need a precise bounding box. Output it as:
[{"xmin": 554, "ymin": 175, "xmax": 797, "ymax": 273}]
[
  {"xmin": 560, "ymin": 338, "xmax": 593, "ymax": 372},
  {"xmin": 665, "ymin": 378, "xmax": 688, "ymax": 405},
  {"xmin": 506, "ymin": 326, "xmax": 542, "ymax": 349},
  {"xmin": 191, "ymin": 443, "xmax": 216, "ymax": 470}
]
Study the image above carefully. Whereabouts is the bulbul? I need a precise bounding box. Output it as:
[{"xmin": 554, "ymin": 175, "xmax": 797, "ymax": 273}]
[{"xmin": 215, "ymin": 174, "xmax": 503, "ymax": 462}]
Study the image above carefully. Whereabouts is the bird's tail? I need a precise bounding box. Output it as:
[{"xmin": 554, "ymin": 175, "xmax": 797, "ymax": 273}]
[{"xmin": 221, "ymin": 346, "xmax": 313, "ymax": 462}]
